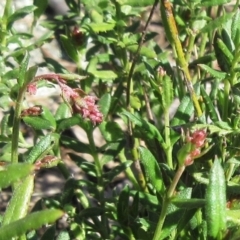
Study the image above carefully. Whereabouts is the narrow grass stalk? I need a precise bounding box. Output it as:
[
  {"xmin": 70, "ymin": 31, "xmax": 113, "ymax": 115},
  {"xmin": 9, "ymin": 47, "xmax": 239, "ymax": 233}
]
[
  {"xmin": 160, "ymin": 0, "xmax": 202, "ymax": 117},
  {"xmin": 153, "ymin": 165, "xmax": 186, "ymax": 239}
]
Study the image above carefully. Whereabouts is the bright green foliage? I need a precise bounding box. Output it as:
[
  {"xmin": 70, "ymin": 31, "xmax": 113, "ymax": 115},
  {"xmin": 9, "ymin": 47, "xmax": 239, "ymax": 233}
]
[{"xmin": 1, "ymin": 0, "xmax": 240, "ymax": 239}]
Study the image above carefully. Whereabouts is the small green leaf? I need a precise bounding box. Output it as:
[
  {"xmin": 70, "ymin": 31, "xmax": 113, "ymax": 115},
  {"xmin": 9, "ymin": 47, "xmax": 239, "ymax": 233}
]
[
  {"xmin": 126, "ymin": 44, "xmax": 157, "ymax": 58},
  {"xmin": 60, "ymin": 35, "xmax": 79, "ymax": 62},
  {"xmin": 201, "ymin": 13, "xmax": 234, "ymax": 33},
  {"xmin": 231, "ymin": 9, "xmax": 240, "ymax": 44},
  {"xmin": 171, "ymin": 95, "xmax": 194, "ymax": 126},
  {"xmin": 130, "ymin": 95, "xmax": 141, "ymax": 110},
  {"xmin": 0, "ymin": 163, "xmax": 34, "ymax": 189},
  {"xmin": 57, "ymin": 115, "xmax": 83, "ymax": 133},
  {"xmin": 60, "ymin": 136, "xmax": 92, "ymax": 154},
  {"xmin": 84, "ymin": 22, "xmax": 115, "ymax": 32},
  {"xmin": 103, "ymin": 161, "xmax": 132, "ymax": 182},
  {"xmin": 33, "ymin": 0, "xmax": 48, "ymax": 19},
  {"xmin": 98, "ymin": 93, "xmax": 111, "ymax": 117},
  {"xmin": 100, "ymin": 141, "xmax": 125, "ymax": 166},
  {"xmin": 0, "ymin": 209, "xmax": 64, "ymax": 239},
  {"xmin": 216, "ymin": 38, "xmax": 234, "ymax": 64},
  {"xmin": 198, "ymin": 64, "xmax": 227, "ymax": 80},
  {"xmin": 90, "ymin": 70, "xmax": 118, "ymax": 80},
  {"xmin": 7, "ymin": 6, "xmax": 37, "ymax": 29},
  {"xmin": 206, "ymin": 158, "xmax": 227, "ymax": 239},
  {"xmin": 99, "ymin": 121, "xmax": 124, "ymax": 142},
  {"xmin": 18, "ymin": 52, "xmax": 30, "ymax": 86},
  {"xmin": 117, "ymin": 0, "xmax": 154, "ymax": 7},
  {"xmin": 200, "ymin": 0, "xmax": 231, "ymax": 7},
  {"xmin": 55, "ymin": 103, "xmax": 71, "ymax": 121},
  {"xmin": 201, "ymin": 86, "xmax": 219, "ymax": 122},
  {"xmin": 41, "ymin": 106, "xmax": 56, "ymax": 130},
  {"xmin": 25, "ymin": 134, "xmax": 57, "ymax": 163},
  {"xmin": 24, "ymin": 65, "xmax": 38, "ymax": 85},
  {"xmin": 161, "ymin": 75, "xmax": 173, "ymax": 110},
  {"xmin": 117, "ymin": 185, "xmax": 130, "ymax": 225},
  {"xmin": 139, "ymin": 147, "xmax": 165, "ymax": 194},
  {"xmin": 171, "ymin": 198, "xmax": 205, "ymax": 209},
  {"xmin": 214, "ymin": 32, "xmax": 232, "ymax": 72},
  {"xmin": 2, "ymin": 175, "xmax": 34, "ymax": 225},
  {"xmin": 79, "ymin": 207, "xmax": 104, "ymax": 218},
  {"xmin": 22, "ymin": 116, "xmax": 55, "ymax": 130}
]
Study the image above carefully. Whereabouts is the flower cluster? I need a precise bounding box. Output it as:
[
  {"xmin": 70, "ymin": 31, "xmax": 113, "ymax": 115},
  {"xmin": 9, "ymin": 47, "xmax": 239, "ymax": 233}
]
[
  {"xmin": 26, "ymin": 74, "xmax": 103, "ymax": 125},
  {"xmin": 184, "ymin": 129, "xmax": 207, "ymax": 166}
]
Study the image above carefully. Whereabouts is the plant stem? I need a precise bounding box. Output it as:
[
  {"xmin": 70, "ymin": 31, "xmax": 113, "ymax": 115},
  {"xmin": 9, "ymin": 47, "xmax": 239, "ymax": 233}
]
[
  {"xmin": 153, "ymin": 165, "xmax": 185, "ymax": 239},
  {"xmin": 126, "ymin": 0, "xmax": 159, "ymax": 108},
  {"xmin": 119, "ymin": 150, "xmax": 139, "ymax": 189},
  {"xmin": 164, "ymin": 109, "xmax": 173, "ymax": 169},
  {"xmin": 160, "ymin": 0, "xmax": 202, "ymax": 117},
  {"xmin": 223, "ymin": 79, "xmax": 230, "ymax": 121},
  {"xmin": 11, "ymin": 87, "xmax": 26, "ymax": 164},
  {"xmin": 87, "ymin": 129, "xmax": 109, "ymax": 239}
]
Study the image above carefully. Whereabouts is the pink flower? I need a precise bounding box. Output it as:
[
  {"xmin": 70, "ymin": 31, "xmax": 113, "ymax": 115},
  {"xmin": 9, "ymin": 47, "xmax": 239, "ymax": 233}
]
[
  {"xmin": 27, "ymin": 83, "xmax": 37, "ymax": 95},
  {"xmin": 73, "ymin": 95, "xmax": 103, "ymax": 125}
]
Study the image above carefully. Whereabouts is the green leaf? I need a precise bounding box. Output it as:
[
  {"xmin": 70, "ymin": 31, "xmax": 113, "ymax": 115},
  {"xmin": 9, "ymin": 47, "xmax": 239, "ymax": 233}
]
[
  {"xmin": 2, "ymin": 175, "xmax": 34, "ymax": 225},
  {"xmin": 231, "ymin": 9, "xmax": 240, "ymax": 44},
  {"xmin": 25, "ymin": 65, "xmax": 38, "ymax": 85},
  {"xmin": 201, "ymin": 13, "xmax": 234, "ymax": 33},
  {"xmin": 83, "ymin": 22, "xmax": 115, "ymax": 32},
  {"xmin": 117, "ymin": 185, "xmax": 130, "ymax": 225},
  {"xmin": 201, "ymin": 86, "xmax": 219, "ymax": 122},
  {"xmin": 121, "ymin": 110, "xmax": 166, "ymax": 149},
  {"xmin": 98, "ymin": 93, "xmax": 111, "ymax": 117},
  {"xmin": 57, "ymin": 115, "xmax": 83, "ymax": 133},
  {"xmin": 200, "ymin": 0, "xmax": 231, "ymax": 7},
  {"xmin": 41, "ymin": 106, "xmax": 56, "ymax": 130},
  {"xmin": 60, "ymin": 136, "xmax": 92, "ymax": 154},
  {"xmin": 22, "ymin": 116, "xmax": 55, "ymax": 130},
  {"xmin": 99, "ymin": 121, "xmax": 124, "ymax": 142},
  {"xmin": 117, "ymin": 0, "xmax": 154, "ymax": 7},
  {"xmin": 198, "ymin": 64, "xmax": 226, "ymax": 80},
  {"xmin": 18, "ymin": 52, "xmax": 30, "ymax": 86},
  {"xmin": 60, "ymin": 35, "xmax": 79, "ymax": 62},
  {"xmin": 126, "ymin": 44, "xmax": 157, "ymax": 58},
  {"xmin": 89, "ymin": 70, "xmax": 118, "ymax": 80},
  {"xmin": 171, "ymin": 95, "xmax": 194, "ymax": 126},
  {"xmin": 0, "ymin": 209, "xmax": 64, "ymax": 239},
  {"xmin": 100, "ymin": 141, "xmax": 125, "ymax": 166},
  {"xmin": 171, "ymin": 198, "xmax": 205, "ymax": 209},
  {"xmin": 25, "ymin": 134, "xmax": 58, "ymax": 163},
  {"xmin": 139, "ymin": 147, "xmax": 165, "ymax": 194},
  {"xmin": 33, "ymin": 0, "xmax": 48, "ymax": 19},
  {"xmin": 161, "ymin": 75, "xmax": 173, "ymax": 110},
  {"xmin": 0, "ymin": 163, "xmax": 34, "ymax": 189},
  {"xmin": 79, "ymin": 207, "xmax": 104, "ymax": 218},
  {"xmin": 7, "ymin": 6, "xmax": 37, "ymax": 29},
  {"xmin": 103, "ymin": 161, "xmax": 132, "ymax": 182},
  {"xmin": 206, "ymin": 158, "xmax": 227, "ymax": 239},
  {"xmin": 55, "ymin": 103, "xmax": 71, "ymax": 121}
]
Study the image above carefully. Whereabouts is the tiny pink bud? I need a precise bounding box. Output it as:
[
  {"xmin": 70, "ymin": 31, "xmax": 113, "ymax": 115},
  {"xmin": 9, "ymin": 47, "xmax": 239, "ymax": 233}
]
[{"xmin": 27, "ymin": 83, "xmax": 37, "ymax": 95}]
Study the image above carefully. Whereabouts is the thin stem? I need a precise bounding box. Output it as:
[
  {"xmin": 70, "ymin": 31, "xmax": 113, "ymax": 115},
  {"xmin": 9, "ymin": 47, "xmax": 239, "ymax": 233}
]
[
  {"xmin": 126, "ymin": 0, "xmax": 159, "ymax": 107},
  {"xmin": 153, "ymin": 165, "xmax": 185, "ymax": 239},
  {"xmin": 223, "ymin": 79, "xmax": 230, "ymax": 121},
  {"xmin": 160, "ymin": 0, "xmax": 202, "ymax": 117},
  {"xmin": 119, "ymin": 150, "xmax": 139, "ymax": 190},
  {"xmin": 11, "ymin": 87, "xmax": 26, "ymax": 164}
]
